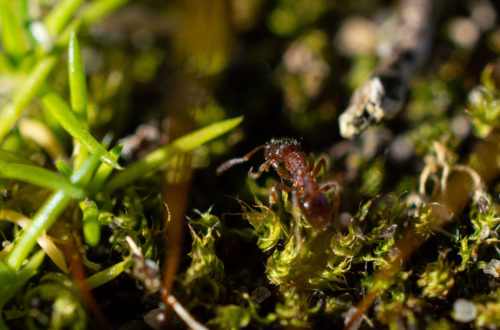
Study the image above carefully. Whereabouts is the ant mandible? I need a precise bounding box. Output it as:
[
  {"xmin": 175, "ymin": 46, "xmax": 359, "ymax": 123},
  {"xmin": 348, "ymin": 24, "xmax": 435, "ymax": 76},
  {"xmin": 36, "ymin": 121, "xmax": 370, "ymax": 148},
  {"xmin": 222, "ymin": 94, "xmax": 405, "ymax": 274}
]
[{"xmin": 217, "ymin": 138, "xmax": 338, "ymax": 229}]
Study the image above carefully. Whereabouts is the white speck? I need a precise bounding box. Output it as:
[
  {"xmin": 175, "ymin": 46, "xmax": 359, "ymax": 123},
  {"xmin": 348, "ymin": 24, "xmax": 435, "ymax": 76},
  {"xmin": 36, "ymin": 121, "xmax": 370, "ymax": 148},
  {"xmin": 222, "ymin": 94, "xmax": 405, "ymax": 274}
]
[
  {"xmin": 471, "ymin": 0, "xmax": 496, "ymax": 31},
  {"xmin": 483, "ymin": 259, "xmax": 500, "ymax": 278},
  {"xmin": 451, "ymin": 115, "xmax": 471, "ymax": 140},
  {"xmin": 30, "ymin": 21, "xmax": 52, "ymax": 52},
  {"xmin": 144, "ymin": 308, "xmax": 165, "ymax": 329},
  {"xmin": 448, "ymin": 18, "xmax": 480, "ymax": 49},
  {"xmin": 452, "ymin": 298, "xmax": 477, "ymax": 323},
  {"xmin": 335, "ymin": 17, "xmax": 377, "ymax": 57}
]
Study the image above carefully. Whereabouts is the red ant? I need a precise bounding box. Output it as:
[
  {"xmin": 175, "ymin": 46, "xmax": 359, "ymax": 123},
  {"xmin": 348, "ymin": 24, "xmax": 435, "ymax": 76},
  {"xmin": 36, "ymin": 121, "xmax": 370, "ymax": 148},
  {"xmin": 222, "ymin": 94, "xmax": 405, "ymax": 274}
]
[{"xmin": 217, "ymin": 138, "xmax": 338, "ymax": 228}]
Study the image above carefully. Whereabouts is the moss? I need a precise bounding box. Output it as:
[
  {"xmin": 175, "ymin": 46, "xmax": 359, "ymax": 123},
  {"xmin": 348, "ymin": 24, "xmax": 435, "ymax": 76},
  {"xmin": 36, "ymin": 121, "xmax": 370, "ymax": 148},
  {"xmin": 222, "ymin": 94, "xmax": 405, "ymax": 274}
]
[{"xmin": 1, "ymin": 0, "xmax": 500, "ymax": 328}]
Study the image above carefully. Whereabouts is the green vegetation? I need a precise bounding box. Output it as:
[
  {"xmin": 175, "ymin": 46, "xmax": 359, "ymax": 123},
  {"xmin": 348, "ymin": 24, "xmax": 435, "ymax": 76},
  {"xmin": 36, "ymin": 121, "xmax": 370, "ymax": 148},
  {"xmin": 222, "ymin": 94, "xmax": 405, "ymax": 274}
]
[{"xmin": 0, "ymin": 0, "xmax": 499, "ymax": 328}]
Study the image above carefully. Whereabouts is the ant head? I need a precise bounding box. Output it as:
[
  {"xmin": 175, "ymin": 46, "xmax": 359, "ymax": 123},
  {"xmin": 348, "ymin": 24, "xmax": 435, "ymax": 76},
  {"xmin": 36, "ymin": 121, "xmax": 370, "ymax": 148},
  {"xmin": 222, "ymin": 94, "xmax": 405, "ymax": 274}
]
[
  {"xmin": 265, "ymin": 138, "xmax": 301, "ymax": 160},
  {"xmin": 301, "ymin": 192, "xmax": 330, "ymax": 229}
]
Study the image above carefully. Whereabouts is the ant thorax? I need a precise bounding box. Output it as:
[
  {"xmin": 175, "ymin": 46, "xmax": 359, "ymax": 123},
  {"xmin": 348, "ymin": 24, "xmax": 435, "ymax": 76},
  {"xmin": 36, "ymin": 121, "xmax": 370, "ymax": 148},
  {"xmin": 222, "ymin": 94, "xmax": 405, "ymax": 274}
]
[
  {"xmin": 303, "ymin": 180, "xmax": 320, "ymax": 195},
  {"xmin": 285, "ymin": 153, "xmax": 309, "ymax": 184}
]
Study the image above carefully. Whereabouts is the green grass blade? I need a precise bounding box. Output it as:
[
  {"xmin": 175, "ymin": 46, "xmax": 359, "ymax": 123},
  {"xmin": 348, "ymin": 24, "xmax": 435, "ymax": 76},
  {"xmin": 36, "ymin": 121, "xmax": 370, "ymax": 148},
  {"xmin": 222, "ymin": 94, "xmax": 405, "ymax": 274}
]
[
  {"xmin": 70, "ymin": 152, "xmax": 102, "ymax": 187},
  {"xmin": 68, "ymin": 32, "xmax": 87, "ymax": 122},
  {"xmin": 0, "ymin": 0, "xmax": 30, "ymax": 59},
  {"xmin": 0, "ymin": 250, "xmax": 44, "ymax": 327},
  {"xmin": 0, "ymin": 0, "xmax": 129, "ymax": 143},
  {"xmin": 43, "ymin": 0, "xmax": 85, "ymax": 37},
  {"xmin": 79, "ymin": 199, "xmax": 100, "ymax": 247},
  {"xmin": 5, "ymin": 190, "xmax": 71, "ymax": 270},
  {"xmin": 0, "ymin": 148, "xmax": 32, "ymax": 165},
  {"xmin": 57, "ymin": 0, "xmax": 130, "ymax": 48},
  {"xmin": 81, "ymin": 0, "xmax": 131, "ymax": 26},
  {"xmin": 0, "ymin": 261, "xmax": 16, "ymax": 309},
  {"xmin": 105, "ymin": 116, "xmax": 243, "ymax": 192},
  {"xmin": 5, "ymin": 153, "xmax": 101, "ymax": 271},
  {"xmin": 58, "ymin": 0, "xmax": 131, "ymax": 47},
  {"xmin": 0, "ymin": 55, "xmax": 58, "ymax": 142},
  {"xmin": 13, "ymin": 250, "xmax": 45, "ymax": 288},
  {"xmin": 14, "ymin": 0, "xmax": 28, "ymax": 20},
  {"xmin": 0, "ymin": 159, "xmax": 84, "ymax": 199},
  {"xmin": 41, "ymin": 93, "xmax": 122, "ymax": 170},
  {"xmin": 55, "ymin": 19, "xmax": 81, "ymax": 48},
  {"xmin": 55, "ymin": 159, "xmax": 73, "ymax": 178},
  {"xmin": 88, "ymin": 143, "xmax": 122, "ymax": 195},
  {"xmin": 0, "ymin": 250, "xmax": 44, "ymax": 309},
  {"xmin": 87, "ymin": 258, "xmax": 131, "ymax": 289}
]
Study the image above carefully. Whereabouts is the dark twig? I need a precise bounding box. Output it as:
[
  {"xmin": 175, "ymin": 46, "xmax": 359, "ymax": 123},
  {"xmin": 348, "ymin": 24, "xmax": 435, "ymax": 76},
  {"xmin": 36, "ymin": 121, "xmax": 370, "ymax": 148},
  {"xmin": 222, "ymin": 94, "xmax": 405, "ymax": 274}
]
[{"xmin": 339, "ymin": 0, "xmax": 437, "ymax": 139}]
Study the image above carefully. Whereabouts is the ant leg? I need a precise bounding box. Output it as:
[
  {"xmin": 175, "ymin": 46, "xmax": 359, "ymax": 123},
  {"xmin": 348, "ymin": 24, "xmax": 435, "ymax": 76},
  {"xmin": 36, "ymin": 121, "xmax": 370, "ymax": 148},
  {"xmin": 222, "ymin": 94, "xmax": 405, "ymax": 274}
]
[
  {"xmin": 257, "ymin": 183, "xmax": 293, "ymax": 219},
  {"xmin": 310, "ymin": 155, "xmax": 329, "ymax": 178},
  {"xmin": 291, "ymin": 190, "xmax": 304, "ymax": 249},
  {"xmin": 308, "ymin": 153, "xmax": 315, "ymax": 171},
  {"xmin": 320, "ymin": 180, "xmax": 339, "ymax": 193},
  {"xmin": 216, "ymin": 144, "xmax": 266, "ymax": 175},
  {"xmin": 249, "ymin": 160, "xmax": 272, "ymax": 179},
  {"xmin": 272, "ymin": 162, "xmax": 293, "ymax": 182},
  {"xmin": 269, "ymin": 183, "xmax": 293, "ymax": 208},
  {"xmin": 321, "ymin": 180, "xmax": 340, "ymax": 230}
]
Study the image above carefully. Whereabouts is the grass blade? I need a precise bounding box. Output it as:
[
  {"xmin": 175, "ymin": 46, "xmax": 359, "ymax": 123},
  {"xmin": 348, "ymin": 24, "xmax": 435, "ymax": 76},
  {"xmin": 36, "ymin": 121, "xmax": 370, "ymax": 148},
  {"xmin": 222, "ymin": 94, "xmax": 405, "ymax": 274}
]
[
  {"xmin": 0, "ymin": 159, "xmax": 85, "ymax": 199},
  {"xmin": 0, "ymin": 210, "xmax": 68, "ymax": 273},
  {"xmin": 5, "ymin": 153, "xmax": 101, "ymax": 271},
  {"xmin": 0, "ymin": 0, "xmax": 30, "ymax": 59},
  {"xmin": 80, "ymin": 200, "xmax": 100, "ymax": 247},
  {"xmin": 81, "ymin": 0, "xmax": 131, "ymax": 25},
  {"xmin": 0, "ymin": 55, "xmax": 58, "ymax": 142},
  {"xmin": 88, "ymin": 143, "xmax": 122, "ymax": 195},
  {"xmin": 5, "ymin": 191, "xmax": 70, "ymax": 270},
  {"xmin": 0, "ymin": 250, "xmax": 44, "ymax": 328},
  {"xmin": 0, "ymin": 148, "xmax": 32, "ymax": 165},
  {"xmin": 87, "ymin": 258, "xmax": 131, "ymax": 289},
  {"xmin": 0, "ymin": 250, "xmax": 45, "ymax": 308},
  {"xmin": 68, "ymin": 32, "xmax": 87, "ymax": 122},
  {"xmin": 43, "ymin": 0, "xmax": 85, "ymax": 37},
  {"xmin": 19, "ymin": 118, "xmax": 67, "ymax": 160},
  {"xmin": 41, "ymin": 92, "xmax": 122, "ymax": 169},
  {"xmin": 0, "ymin": 0, "xmax": 130, "ymax": 143},
  {"xmin": 105, "ymin": 116, "xmax": 243, "ymax": 192}
]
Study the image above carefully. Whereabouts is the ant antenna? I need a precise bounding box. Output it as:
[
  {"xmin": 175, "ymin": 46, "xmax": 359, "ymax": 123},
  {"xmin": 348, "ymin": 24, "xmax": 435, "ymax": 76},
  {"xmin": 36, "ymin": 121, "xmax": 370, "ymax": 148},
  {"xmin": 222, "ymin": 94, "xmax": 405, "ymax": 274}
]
[{"xmin": 216, "ymin": 144, "xmax": 266, "ymax": 175}]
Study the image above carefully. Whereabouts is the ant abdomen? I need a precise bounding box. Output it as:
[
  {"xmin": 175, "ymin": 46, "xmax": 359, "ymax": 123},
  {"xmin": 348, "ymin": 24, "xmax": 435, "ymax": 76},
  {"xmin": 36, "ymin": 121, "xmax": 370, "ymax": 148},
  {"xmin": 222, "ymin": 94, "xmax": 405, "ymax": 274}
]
[{"xmin": 301, "ymin": 193, "xmax": 331, "ymax": 228}]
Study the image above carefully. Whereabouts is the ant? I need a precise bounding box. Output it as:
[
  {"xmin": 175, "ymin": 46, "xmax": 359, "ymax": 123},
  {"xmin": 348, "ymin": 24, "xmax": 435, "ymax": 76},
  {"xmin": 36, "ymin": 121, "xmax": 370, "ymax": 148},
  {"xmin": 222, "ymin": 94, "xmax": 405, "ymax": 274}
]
[{"xmin": 217, "ymin": 138, "xmax": 338, "ymax": 229}]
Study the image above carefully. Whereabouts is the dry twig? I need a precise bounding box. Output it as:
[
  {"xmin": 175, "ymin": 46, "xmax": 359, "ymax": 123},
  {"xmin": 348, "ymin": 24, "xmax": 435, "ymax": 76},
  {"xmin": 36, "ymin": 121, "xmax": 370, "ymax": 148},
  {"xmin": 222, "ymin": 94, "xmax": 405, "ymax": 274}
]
[{"xmin": 339, "ymin": 0, "xmax": 436, "ymax": 139}]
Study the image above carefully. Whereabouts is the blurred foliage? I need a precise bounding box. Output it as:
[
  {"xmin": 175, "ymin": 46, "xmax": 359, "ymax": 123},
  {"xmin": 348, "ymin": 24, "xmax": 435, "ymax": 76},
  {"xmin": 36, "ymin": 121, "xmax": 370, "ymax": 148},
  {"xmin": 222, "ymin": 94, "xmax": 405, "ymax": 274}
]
[{"xmin": 0, "ymin": 0, "xmax": 499, "ymax": 329}]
